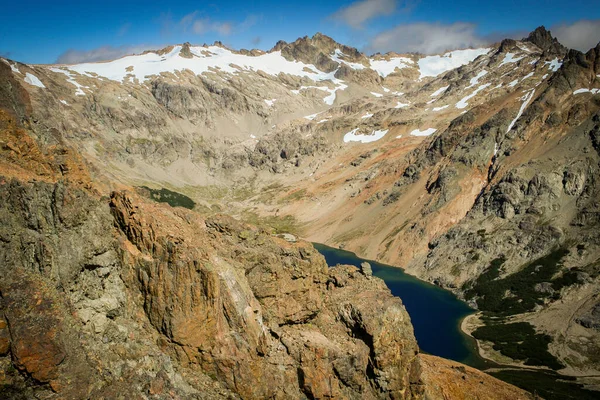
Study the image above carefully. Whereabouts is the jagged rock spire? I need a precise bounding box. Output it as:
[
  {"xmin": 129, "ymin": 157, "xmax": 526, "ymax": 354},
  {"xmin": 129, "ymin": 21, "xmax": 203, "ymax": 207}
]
[{"xmin": 524, "ymin": 26, "xmax": 567, "ymax": 55}]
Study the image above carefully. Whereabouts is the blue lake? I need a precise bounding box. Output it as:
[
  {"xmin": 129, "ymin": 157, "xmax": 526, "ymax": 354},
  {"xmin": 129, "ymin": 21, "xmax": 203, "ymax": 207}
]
[{"xmin": 313, "ymin": 243, "xmax": 484, "ymax": 367}]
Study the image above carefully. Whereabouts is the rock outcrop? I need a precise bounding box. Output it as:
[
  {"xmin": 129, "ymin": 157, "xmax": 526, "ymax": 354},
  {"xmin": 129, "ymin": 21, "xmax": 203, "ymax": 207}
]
[
  {"xmin": 0, "ymin": 170, "xmax": 425, "ymax": 398},
  {"xmin": 524, "ymin": 26, "xmax": 568, "ymax": 56}
]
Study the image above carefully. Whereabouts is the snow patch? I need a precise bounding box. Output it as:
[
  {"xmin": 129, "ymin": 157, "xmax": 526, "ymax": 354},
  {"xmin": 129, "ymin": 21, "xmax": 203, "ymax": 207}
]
[
  {"xmin": 60, "ymin": 100, "xmax": 69, "ymax": 106},
  {"xmin": 371, "ymin": 92, "xmax": 383, "ymax": 98},
  {"xmin": 432, "ymin": 105, "xmax": 449, "ymax": 112},
  {"xmin": 455, "ymin": 83, "xmax": 490, "ymax": 109},
  {"xmin": 331, "ymin": 49, "xmax": 366, "ymax": 70},
  {"xmin": 507, "ymin": 89, "xmax": 535, "ymax": 132},
  {"xmin": 516, "ymin": 42, "xmax": 534, "ymax": 53},
  {"xmin": 410, "ymin": 128, "xmax": 437, "ymax": 137},
  {"xmin": 545, "ymin": 58, "xmax": 562, "ymax": 72},
  {"xmin": 264, "ymin": 99, "xmax": 276, "ymax": 107},
  {"xmin": 298, "ymin": 77, "xmax": 347, "ymax": 105},
  {"xmin": 499, "ymin": 53, "xmax": 524, "ymax": 66},
  {"xmin": 343, "ymin": 128, "xmax": 389, "ymax": 143},
  {"xmin": 304, "ymin": 112, "xmax": 320, "ymax": 120},
  {"xmin": 395, "ymin": 101, "xmax": 409, "ymax": 109},
  {"xmin": 369, "ymin": 56, "xmax": 414, "ymax": 78},
  {"xmin": 521, "ymin": 71, "xmax": 534, "ymax": 81},
  {"xmin": 2, "ymin": 59, "xmax": 21, "ymax": 74},
  {"xmin": 50, "ymin": 68, "xmax": 86, "ymax": 95},
  {"xmin": 573, "ymin": 88, "xmax": 600, "ymax": 95},
  {"xmin": 24, "ymin": 72, "xmax": 45, "ymax": 88},
  {"xmin": 418, "ymin": 48, "xmax": 491, "ymax": 78},
  {"xmin": 430, "ymin": 85, "xmax": 449, "ymax": 97},
  {"xmin": 361, "ymin": 113, "xmax": 374, "ymax": 119},
  {"xmin": 467, "ymin": 70, "xmax": 488, "ymax": 88}
]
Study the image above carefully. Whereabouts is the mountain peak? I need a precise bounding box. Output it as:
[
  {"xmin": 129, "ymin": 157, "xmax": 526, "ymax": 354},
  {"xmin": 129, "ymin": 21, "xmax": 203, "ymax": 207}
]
[
  {"xmin": 524, "ymin": 26, "xmax": 567, "ymax": 55},
  {"xmin": 270, "ymin": 33, "xmax": 367, "ymax": 72}
]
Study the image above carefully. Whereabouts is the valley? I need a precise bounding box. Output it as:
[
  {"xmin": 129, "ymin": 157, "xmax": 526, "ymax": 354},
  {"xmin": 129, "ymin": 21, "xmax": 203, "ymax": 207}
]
[{"xmin": 1, "ymin": 23, "xmax": 599, "ymax": 399}]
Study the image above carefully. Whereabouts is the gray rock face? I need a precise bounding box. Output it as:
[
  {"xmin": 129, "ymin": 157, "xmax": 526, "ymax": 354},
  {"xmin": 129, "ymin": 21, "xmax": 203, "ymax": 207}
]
[
  {"xmin": 523, "ymin": 26, "xmax": 567, "ymax": 56},
  {"xmin": 249, "ymin": 130, "xmax": 330, "ymax": 172},
  {"xmin": 577, "ymin": 303, "xmax": 600, "ymax": 330},
  {"xmin": 534, "ymin": 282, "xmax": 555, "ymax": 294},
  {"xmin": 361, "ymin": 262, "xmax": 373, "ymax": 277}
]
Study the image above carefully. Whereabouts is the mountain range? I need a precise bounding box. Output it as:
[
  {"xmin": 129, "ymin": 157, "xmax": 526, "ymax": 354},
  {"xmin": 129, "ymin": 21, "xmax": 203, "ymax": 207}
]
[{"xmin": 1, "ymin": 25, "xmax": 599, "ymax": 399}]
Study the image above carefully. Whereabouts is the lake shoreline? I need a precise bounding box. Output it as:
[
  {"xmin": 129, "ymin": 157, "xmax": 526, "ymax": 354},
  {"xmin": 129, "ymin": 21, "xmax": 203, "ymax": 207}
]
[
  {"xmin": 460, "ymin": 312, "xmax": 600, "ymax": 380},
  {"xmin": 314, "ymin": 242, "xmax": 482, "ymax": 365}
]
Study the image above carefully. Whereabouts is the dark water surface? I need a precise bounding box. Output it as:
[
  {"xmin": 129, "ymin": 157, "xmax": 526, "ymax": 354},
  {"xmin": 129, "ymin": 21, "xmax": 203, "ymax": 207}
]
[{"xmin": 313, "ymin": 243, "xmax": 485, "ymax": 367}]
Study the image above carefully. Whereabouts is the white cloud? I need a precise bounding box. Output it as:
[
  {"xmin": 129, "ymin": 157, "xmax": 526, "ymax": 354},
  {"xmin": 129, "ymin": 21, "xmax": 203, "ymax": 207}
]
[
  {"xmin": 332, "ymin": 0, "xmax": 396, "ymax": 28},
  {"xmin": 368, "ymin": 22, "xmax": 487, "ymax": 55},
  {"xmin": 56, "ymin": 45, "xmax": 153, "ymax": 64},
  {"xmin": 191, "ymin": 18, "xmax": 233, "ymax": 35},
  {"xmin": 179, "ymin": 12, "xmax": 257, "ymax": 37},
  {"xmin": 552, "ymin": 20, "xmax": 600, "ymax": 52}
]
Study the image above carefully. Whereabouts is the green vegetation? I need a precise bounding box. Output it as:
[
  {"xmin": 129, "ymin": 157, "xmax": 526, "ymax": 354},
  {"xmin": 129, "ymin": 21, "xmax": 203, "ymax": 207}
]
[
  {"xmin": 184, "ymin": 184, "xmax": 257, "ymax": 202},
  {"xmin": 278, "ymin": 188, "xmax": 307, "ymax": 204},
  {"xmin": 464, "ymin": 248, "xmax": 570, "ymax": 316},
  {"xmin": 241, "ymin": 211, "xmax": 302, "ymax": 235},
  {"xmin": 138, "ymin": 186, "xmax": 196, "ymax": 209},
  {"xmin": 463, "ymin": 248, "xmax": 582, "ymax": 370},
  {"xmin": 490, "ymin": 370, "xmax": 599, "ymax": 400},
  {"xmin": 333, "ymin": 228, "xmax": 366, "ymax": 243},
  {"xmin": 473, "ymin": 322, "xmax": 563, "ymax": 369}
]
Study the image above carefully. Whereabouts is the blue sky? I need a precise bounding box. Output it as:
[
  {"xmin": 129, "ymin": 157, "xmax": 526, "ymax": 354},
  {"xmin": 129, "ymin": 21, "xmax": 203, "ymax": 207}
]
[{"xmin": 1, "ymin": 0, "xmax": 599, "ymax": 64}]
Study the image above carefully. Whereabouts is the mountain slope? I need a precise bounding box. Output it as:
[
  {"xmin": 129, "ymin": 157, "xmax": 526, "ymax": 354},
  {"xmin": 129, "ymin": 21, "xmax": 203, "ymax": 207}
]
[
  {"xmin": 0, "ymin": 109, "xmax": 533, "ymax": 398},
  {"xmin": 2, "ymin": 25, "xmax": 600, "ymax": 397}
]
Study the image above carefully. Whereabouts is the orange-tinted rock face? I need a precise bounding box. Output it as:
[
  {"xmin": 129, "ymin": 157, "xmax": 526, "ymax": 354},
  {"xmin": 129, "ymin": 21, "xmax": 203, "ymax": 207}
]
[
  {"xmin": 1, "ymin": 272, "xmax": 66, "ymax": 383},
  {"xmin": 109, "ymin": 190, "xmax": 423, "ymax": 399},
  {"xmin": 419, "ymin": 354, "xmax": 533, "ymax": 400},
  {"xmin": 0, "ymin": 319, "xmax": 9, "ymax": 356}
]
